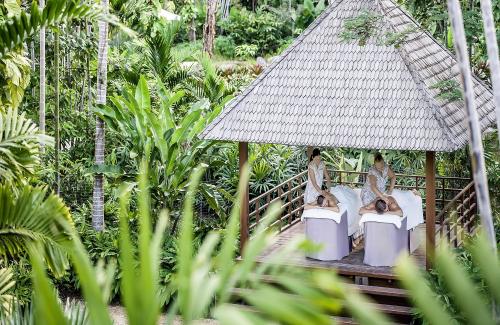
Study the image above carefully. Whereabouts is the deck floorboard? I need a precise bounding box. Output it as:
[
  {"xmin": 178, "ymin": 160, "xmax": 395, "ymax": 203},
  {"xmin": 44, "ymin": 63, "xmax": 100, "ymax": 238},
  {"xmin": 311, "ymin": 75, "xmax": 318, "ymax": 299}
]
[{"xmin": 256, "ymin": 222, "xmax": 426, "ymax": 279}]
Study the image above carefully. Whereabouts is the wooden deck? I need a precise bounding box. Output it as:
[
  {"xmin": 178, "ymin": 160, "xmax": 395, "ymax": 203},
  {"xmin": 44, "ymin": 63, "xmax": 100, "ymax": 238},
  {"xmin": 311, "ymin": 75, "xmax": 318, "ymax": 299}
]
[{"xmin": 256, "ymin": 222, "xmax": 426, "ymax": 280}]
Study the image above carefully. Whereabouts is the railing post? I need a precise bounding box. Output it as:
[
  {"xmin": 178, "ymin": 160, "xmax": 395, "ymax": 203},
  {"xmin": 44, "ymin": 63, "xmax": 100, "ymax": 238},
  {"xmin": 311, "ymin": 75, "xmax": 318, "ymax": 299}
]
[
  {"xmin": 466, "ymin": 186, "xmax": 471, "ymax": 234},
  {"xmin": 239, "ymin": 142, "xmax": 249, "ymax": 254},
  {"xmin": 441, "ymin": 178, "xmax": 446, "ymax": 213},
  {"xmin": 255, "ymin": 198, "xmax": 260, "ymax": 226},
  {"xmin": 288, "ymin": 181, "xmax": 292, "ymax": 226},
  {"xmin": 278, "ymin": 186, "xmax": 283, "ymax": 232},
  {"xmin": 425, "ymin": 151, "xmax": 436, "ymax": 270}
]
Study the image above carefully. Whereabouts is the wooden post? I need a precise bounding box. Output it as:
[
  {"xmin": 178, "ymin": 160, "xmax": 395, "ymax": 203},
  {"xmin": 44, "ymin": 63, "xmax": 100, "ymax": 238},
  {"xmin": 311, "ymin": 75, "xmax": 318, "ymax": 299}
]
[
  {"xmin": 239, "ymin": 142, "xmax": 249, "ymax": 254},
  {"xmin": 425, "ymin": 151, "xmax": 436, "ymax": 270}
]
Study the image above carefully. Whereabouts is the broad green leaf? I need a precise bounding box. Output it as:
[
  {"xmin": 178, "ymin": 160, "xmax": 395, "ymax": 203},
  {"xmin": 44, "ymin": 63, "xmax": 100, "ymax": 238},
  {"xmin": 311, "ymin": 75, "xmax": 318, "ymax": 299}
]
[
  {"xmin": 30, "ymin": 245, "xmax": 67, "ymax": 325},
  {"xmin": 435, "ymin": 242, "xmax": 495, "ymax": 325},
  {"xmin": 170, "ymin": 110, "xmax": 201, "ymax": 145},
  {"xmin": 68, "ymin": 237, "xmax": 113, "ymax": 325},
  {"xmin": 395, "ymin": 255, "xmax": 455, "ymax": 325},
  {"xmin": 135, "ymin": 76, "xmax": 151, "ymax": 112},
  {"xmin": 4, "ymin": 0, "xmax": 21, "ymax": 17},
  {"xmin": 177, "ymin": 165, "xmax": 206, "ymax": 323},
  {"xmin": 469, "ymin": 233, "xmax": 500, "ymax": 304}
]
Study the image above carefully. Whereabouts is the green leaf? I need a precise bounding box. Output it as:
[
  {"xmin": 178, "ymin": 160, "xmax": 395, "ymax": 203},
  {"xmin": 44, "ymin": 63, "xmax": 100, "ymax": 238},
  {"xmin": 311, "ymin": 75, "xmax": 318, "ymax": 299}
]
[
  {"xmin": 469, "ymin": 233, "xmax": 500, "ymax": 304},
  {"xmin": 435, "ymin": 242, "xmax": 495, "ymax": 325},
  {"xmin": 170, "ymin": 109, "xmax": 201, "ymax": 145},
  {"xmin": 395, "ymin": 255, "xmax": 455, "ymax": 325},
  {"xmin": 30, "ymin": 245, "xmax": 67, "ymax": 325},
  {"xmin": 135, "ymin": 76, "xmax": 151, "ymax": 112},
  {"xmin": 177, "ymin": 165, "xmax": 206, "ymax": 323},
  {"xmin": 0, "ymin": 184, "xmax": 72, "ymax": 277},
  {"xmin": 4, "ymin": 0, "xmax": 21, "ymax": 17},
  {"xmin": 68, "ymin": 237, "xmax": 113, "ymax": 325}
]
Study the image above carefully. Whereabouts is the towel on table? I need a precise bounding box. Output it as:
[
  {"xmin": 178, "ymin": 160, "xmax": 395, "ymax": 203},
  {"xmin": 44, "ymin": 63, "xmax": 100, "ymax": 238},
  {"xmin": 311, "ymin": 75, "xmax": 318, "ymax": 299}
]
[
  {"xmin": 390, "ymin": 189, "xmax": 424, "ymax": 230},
  {"xmin": 359, "ymin": 213, "xmax": 407, "ymax": 229},
  {"xmin": 301, "ymin": 205, "xmax": 346, "ymax": 224},
  {"xmin": 330, "ymin": 185, "xmax": 362, "ymax": 237}
]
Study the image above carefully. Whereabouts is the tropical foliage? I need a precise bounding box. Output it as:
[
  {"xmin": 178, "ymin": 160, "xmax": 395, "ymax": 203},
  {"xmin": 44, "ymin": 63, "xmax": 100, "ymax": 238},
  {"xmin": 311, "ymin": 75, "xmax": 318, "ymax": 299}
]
[
  {"xmin": 397, "ymin": 234, "xmax": 500, "ymax": 324},
  {"xmin": 0, "ymin": 0, "xmax": 498, "ymax": 323},
  {"xmin": 0, "ymin": 108, "xmax": 52, "ymax": 183},
  {"xmin": 94, "ymin": 76, "xmax": 227, "ymax": 222},
  {"xmin": 0, "ymin": 184, "xmax": 73, "ymax": 277},
  {"xmin": 0, "ymin": 0, "xmax": 99, "ymax": 58}
]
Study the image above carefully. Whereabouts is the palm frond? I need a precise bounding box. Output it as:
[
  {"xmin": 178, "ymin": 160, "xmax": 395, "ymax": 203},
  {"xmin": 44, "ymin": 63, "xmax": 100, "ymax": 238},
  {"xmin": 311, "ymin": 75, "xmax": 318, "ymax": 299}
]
[
  {"xmin": 0, "ymin": 300, "xmax": 34, "ymax": 325},
  {"xmin": 0, "ymin": 268, "xmax": 16, "ymax": 317},
  {"xmin": 0, "ymin": 0, "xmax": 100, "ymax": 58},
  {"xmin": 0, "ymin": 108, "xmax": 53, "ymax": 182},
  {"xmin": 0, "ymin": 184, "xmax": 73, "ymax": 277},
  {"xmin": 144, "ymin": 22, "xmax": 181, "ymax": 82}
]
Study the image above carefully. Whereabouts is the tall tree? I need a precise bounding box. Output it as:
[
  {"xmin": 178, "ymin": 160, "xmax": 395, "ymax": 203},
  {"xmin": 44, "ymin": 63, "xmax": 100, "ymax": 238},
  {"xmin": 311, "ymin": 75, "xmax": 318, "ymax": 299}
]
[
  {"xmin": 188, "ymin": 0, "xmax": 196, "ymax": 42},
  {"xmin": 446, "ymin": 0, "xmax": 497, "ymax": 250},
  {"xmin": 92, "ymin": 0, "xmax": 109, "ymax": 231},
  {"xmin": 54, "ymin": 30, "xmax": 60, "ymax": 194},
  {"xmin": 478, "ymin": 0, "xmax": 500, "ymax": 147},
  {"xmin": 39, "ymin": 0, "xmax": 45, "ymax": 136},
  {"xmin": 203, "ymin": 0, "xmax": 217, "ymax": 56}
]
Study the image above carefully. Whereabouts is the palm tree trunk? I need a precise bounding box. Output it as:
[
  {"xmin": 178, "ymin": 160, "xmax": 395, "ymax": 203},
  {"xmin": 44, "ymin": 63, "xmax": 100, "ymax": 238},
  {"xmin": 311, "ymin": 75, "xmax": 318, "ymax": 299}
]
[
  {"xmin": 86, "ymin": 19, "xmax": 92, "ymax": 113},
  {"xmin": 203, "ymin": 0, "xmax": 217, "ymax": 57},
  {"xmin": 39, "ymin": 0, "xmax": 45, "ymax": 136},
  {"xmin": 189, "ymin": 18, "xmax": 196, "ymax": 42},
  {"xmin": 54, "ymin": 31, "xmax": 60, "ymax": 194},
  {"xmin": 478, "ymin": 0, "xmax": 500, "ymax": 147},
  {"xmin": 92, "ymin": 0, "xmax": 109, "ymax": 231},
  {"xmin": 446, "ymin": 0, "xmax": 497, "ymax": 250},
  {"xmin": 30, "ymin": 41, "xmax": 35, "ymax": 97}
]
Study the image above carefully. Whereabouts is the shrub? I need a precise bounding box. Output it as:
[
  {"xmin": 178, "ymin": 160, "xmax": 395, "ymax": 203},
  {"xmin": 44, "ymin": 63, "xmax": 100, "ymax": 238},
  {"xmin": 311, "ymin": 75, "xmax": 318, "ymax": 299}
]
[
  {"xmin": 215, "ymin": 36, "xmax": 236, "ymax": 58},
  {"xmin": 219, "ymin": 7, "xmax": 293, "ymax": 56},
  {"xmin": 9, "ymin": 259, "xmax": 32, "ymax": 306},
  {"xmin": 235, "ymin": 44, "xmax": 258, "ymax": 59}
]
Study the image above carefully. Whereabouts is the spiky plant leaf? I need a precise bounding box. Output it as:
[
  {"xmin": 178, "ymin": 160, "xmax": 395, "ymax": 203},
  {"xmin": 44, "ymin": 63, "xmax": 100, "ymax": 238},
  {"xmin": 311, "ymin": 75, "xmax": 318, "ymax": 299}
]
[
  {"xmin": 0, "ymin": 268, "xmax": 15, "ymax": 316},
  {"xmin": 0, "ymin": 0, "xmax": 100, "ymax": 58},
  {"xmin": 0, "ymin": 108, "xmax": 53, "ymax": 182},
  {"xmin": 0, "ymin": 184, "xmax": 72, "ymax": 277},
  {"xmin": 30, "ymin": 244, "xmax": 67, "ymax": 325}
]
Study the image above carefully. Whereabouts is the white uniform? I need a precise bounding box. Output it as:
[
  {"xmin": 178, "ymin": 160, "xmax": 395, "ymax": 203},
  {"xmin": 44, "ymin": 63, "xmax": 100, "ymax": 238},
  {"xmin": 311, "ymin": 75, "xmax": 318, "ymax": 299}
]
[{"xmin": 304, "ymin": 161, "xmax": 325, "ymax": 204}]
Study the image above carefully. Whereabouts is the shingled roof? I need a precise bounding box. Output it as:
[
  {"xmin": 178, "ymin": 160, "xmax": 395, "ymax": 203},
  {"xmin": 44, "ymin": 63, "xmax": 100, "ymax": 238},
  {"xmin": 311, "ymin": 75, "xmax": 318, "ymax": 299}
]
[{"xmin": 200, "ymin": 0, "xmax": 496, "ymax": 152}]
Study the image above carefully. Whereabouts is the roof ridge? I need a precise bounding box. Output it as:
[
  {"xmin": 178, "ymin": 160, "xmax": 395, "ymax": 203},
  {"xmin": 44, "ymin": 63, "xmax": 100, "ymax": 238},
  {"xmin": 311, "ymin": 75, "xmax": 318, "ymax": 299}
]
[
  {"xmin": 378, "ymin": 1, "xmax": 460, "ymax": 149},
  {"xmin": 200, "ymin": 0, "xmax": 346, "ymax": 139}
]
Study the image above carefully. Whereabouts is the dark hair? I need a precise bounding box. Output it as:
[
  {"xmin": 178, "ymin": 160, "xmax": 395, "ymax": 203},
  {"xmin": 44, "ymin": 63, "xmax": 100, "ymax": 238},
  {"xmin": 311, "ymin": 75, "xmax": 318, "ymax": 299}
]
[
  {"xmin": 375, "ymin": 199, "xmax": 387, "ymax": 214},
  {"xmin": 310, "ymin": 148, "xmax": 321, "ymax": 162},
  {"xmin": 317, "ymin": 195, "xmax": 325, "ymax": 206},
  {"xmin": 374, "ymin": 152, "xmax": 384, "ymax": 163}
]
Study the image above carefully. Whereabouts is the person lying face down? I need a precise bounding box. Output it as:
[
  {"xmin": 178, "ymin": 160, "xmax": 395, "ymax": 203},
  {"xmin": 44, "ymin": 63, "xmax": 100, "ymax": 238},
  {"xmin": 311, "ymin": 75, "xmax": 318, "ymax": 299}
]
[
  {"xmin": 359, "ymin": 196, "xmax": 403, "ymax": 216},
  {"xmin": 304, "ymin": 194, "xmax": 340, "ymax": 212}
]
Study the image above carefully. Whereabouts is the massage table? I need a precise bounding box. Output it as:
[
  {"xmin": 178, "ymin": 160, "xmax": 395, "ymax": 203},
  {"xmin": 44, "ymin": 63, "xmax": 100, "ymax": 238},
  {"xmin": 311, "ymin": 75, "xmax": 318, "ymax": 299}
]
[
  {"xmin": 301, "ymin": 207, "xmax": 349, "ymax": 261},
  {"xmin": 360, "ymin": 214, "xmax": 409, "ymax": 267}
]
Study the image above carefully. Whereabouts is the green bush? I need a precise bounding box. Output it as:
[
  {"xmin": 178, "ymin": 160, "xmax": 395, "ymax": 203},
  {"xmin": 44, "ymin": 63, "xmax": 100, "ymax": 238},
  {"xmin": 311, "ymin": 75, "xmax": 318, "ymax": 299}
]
[
  {"xmin": 9, "ymin": 259, "xmax": 32, "ymax": 306},
  {"xmin": 235, "ymin": 44, "xmax": 258, "ymax": 59},
  {"xmin": 215, "ymin": 36, "xmax": 236, "ymax": 58},
  {"xmin": 219, "ymin": 7, "xmax": 293, "ymax": 56}
]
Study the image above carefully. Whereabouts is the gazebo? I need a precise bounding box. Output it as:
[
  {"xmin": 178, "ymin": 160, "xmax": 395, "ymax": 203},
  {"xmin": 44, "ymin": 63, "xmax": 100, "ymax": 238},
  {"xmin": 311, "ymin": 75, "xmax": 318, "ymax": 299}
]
[{"xmin": 201, "ymin": 0, "xmax": 496, "ymax": 271}]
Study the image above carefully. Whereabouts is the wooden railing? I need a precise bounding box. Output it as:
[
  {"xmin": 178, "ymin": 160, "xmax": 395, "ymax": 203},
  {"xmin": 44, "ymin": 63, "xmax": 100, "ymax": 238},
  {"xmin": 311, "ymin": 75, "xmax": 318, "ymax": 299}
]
[
  {"xmin": 249, "ymin": 169, "xmax": 471, "ymax": 235},
  {"xmin": 249, "ymin": 170, "xmax": 308, "ymax": 234},
  {"xmin": 436, "ymin": 181, "xmax": 477, "ymax": 247}
]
